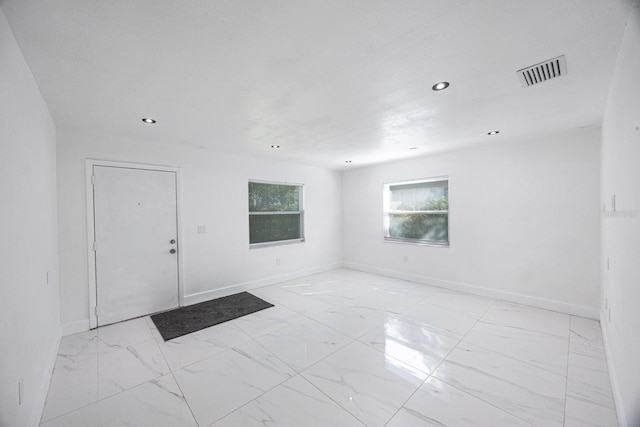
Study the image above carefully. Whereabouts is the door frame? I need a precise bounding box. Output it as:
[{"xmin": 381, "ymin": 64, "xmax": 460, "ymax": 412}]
[{"xmin": 85, "ymin": 159, "xmax": 185, "ymax": 329}]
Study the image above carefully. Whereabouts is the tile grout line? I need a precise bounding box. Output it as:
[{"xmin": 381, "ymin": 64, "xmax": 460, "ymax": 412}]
[
  {"xmin": 39, "ymin": 397, "xmax": 98, "ymax": 425},
  {"xmin": 147, "ymin": 316, "xmax": 202, "ymax": 426},
  {"xmin": 423, "ymin": 298, "xmax": 540, "ymax": 426},
  {"xmin": 299, "ymin": 284, "xmax": 425, "ymax": 425},
  {"xmin": 253, "ymin": 279, "xmax": 424, "ymax": 426},
  {"xmin": 296, "ymin": 342, "xmax": 395, "ymax": 427},
  {"xmin": 381, "ymin": 296, "xmax": 497, "ymax": 426},
  {"xmin": 427, "ymin": 296, "xmax": 496, "ymax": 375},
  {"xmin": 445, "ymin": 301, "xmax": 574, "ymax": 378},
  {"xmin": 303, "ymin": 290, "xmax": 431, "ymax": 426},
  {"xmin": 296, "ymin": 374, "xmax": 368, "ymax": 427},
  {"xmin": 245, "ymin": 294, "xmax": 359, "ymax": 417},
  {"xmin": 221, "ymin": 277, "xmax": 578, "ymax": 425},
  {"xmin": 170, "ymin": 328, "xmax": 287, "ymax": 426},
  {"xmin": 41, "ymin": 323, "xmax": 166, "ymax": 425},
  {"xmin": 156, "ymin": 314, "xmax": 305, "ymax": 426},
  {"xmin": 448, "ymin": 329, "xmax": 571, "ymax": 378},
  {"xmin": 255, "ymin": 278, "xmax": 464, "ymax": 426},
  {"xmin": 45, "ymin": 272, "xmax": 605, "ymax": 426},
  {"xmin": 204, "ymin": 286, "xmax": 367, "ymax": 426},
  {"xmin": 208, "ymin": 317, "xmax": 347, "ymax": 424},
  {"xmin": 381, "ymin": 374, "xmax": 431, "ymax": 426}
]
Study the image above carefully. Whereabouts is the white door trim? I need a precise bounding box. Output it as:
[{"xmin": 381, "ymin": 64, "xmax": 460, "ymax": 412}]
[{"xmin": 85, "ymin": 159, "xmax": 185, "ymax": 329}]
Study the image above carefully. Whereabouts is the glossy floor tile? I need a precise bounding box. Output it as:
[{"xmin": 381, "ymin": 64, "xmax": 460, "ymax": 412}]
[
  {"xmin": 564, "ymin": 317, "xmax": 618, "ymax": 427},
  {"xmin": 480, "ymin": 300, "xmax": 571, "ymax": 337},
  {"xmin": 302, "ymin": 341, "xmax": 428, "ymax": 427},
  {"xmin": 251, "ymin": 284, "xmax": 336, "ymax": 316},
  {"xmin": 353, "ymin": 286, "xmax": 425, "ymax": 314},
  {"xmin": 420, "ymin": 288, "xmax": 495, "ymax": 319},
  {"xmin": 172, "ymin": 340, "xmax": 295, "ymax": 426},
  {"xmin": 40, "ymin": 269, "xmax": 618, "ymax": 426},
  {"xmin": 308, "ymin": 304, "xmax": 391, "ymax": 339},
  {"xmin": 55, "ymin": 317, "xmax": 154, "ymax": 367},
  {"xmin": 255, "ymin": 317, "xmax": 352, "ymax": 372},
  {"xmin": 432, "ymin": 342, "xmax": 567, "ymax": 426},
  {"xmin": 386, "ymin": 376, "xmax": 534, "ymax": 427},
  {"xmin": 230, "ymin": 304, "xmax": 306, "ymax": 339},
  {"xmin": 40, "ymin": 374, "xmax": 197, "ymax": 427},
  {"xmin": 461, "ymin": 319, "xmax": 569, "ymax": 375},
  {"xmin": 358, "ymin": 314, "xmax": 460, "ymax": 375},
  {"xmin": 402, "ymin": 301, "xmax": 479, "ymax": 339},
  {"xmin": 150, "ymin": 319, "xmax": 252, "ymax": 371},
  {"xmin": 213, "ymin": 375, "xmax": 365, "ymax": 427},
  {"xmin": 42, "ymin": 339, "xmax": 170, "ymax": 422}
]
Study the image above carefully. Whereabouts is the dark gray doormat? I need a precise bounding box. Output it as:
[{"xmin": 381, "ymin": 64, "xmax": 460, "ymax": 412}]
[{"xmin": 151, "ymin": 292, "xmax": 273, "ymax": 341}]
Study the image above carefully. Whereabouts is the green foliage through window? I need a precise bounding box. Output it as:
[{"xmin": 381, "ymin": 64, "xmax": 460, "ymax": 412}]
[
  {"xmin": 249, "ymin": 182, "xmax": 304, "ymax": 245},
  {"xmin": 249, "ymin": 182, "xmax": 300, "ymax": 212},
  {"xmin": 388, "ymin": 214, "xmax": 448, "ymax": 242},
  {"xmin": 385, "ymin": 178, "xmax": 449, "ymax": 245}
]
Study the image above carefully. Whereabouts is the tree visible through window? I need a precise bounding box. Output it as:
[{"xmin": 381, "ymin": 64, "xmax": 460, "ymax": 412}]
[
  {"xmin": 384, "ymin": 178, "xmax": 449, "ymax": 245},
  {"xmin": 249, "ymin": 181, "xmax": 304, "ymax": 245}
]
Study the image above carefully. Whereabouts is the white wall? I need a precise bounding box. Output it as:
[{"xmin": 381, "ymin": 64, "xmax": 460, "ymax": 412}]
[
  {"xmin": 57, "ymin": 128, "xmax": 343, "ymax": 330},
  {"xmin": 343, "ymin": 129, "xmax": 601, "ymax": 316},
  {"xmin": 601, "ymin": 1, "xmax": 640, "ymax": 425},
  {"xmin": 0, "ymin": 8, "xmax": 59, "ymax": 427}
]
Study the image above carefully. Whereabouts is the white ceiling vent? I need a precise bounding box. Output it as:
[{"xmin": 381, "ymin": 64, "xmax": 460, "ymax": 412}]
[{"xmin": 517, "ymin": 55, "xmax": 567, "ymax": 87}]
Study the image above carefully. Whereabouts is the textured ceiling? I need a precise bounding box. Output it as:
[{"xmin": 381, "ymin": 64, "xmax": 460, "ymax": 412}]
[{"xmin": 0, "ymin": 0, "xmax": 632, "ymax": 169}]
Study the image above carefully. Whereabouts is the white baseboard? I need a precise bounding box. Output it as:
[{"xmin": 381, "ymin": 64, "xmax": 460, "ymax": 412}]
[
  {"xmin": 344, "ymin": 262, "xmax": 599, "ymax": 319},
  {"xmin": 60, "ymin": 264, "xmax": 345, "ymax": 333},
  {"xmin": 29, "ymin": 332, "xmax": 60, "ymax": 427},
  {"xmin": 600, "ymin": 315, "xmax": 627, "ymax": 427},
  {"xmin": 183, "ymin": 262, "xmax": 344, "ymax": 306},
  {"xmin": 60, "ymin": 319, "xmax": 91, "ymax": 336}
]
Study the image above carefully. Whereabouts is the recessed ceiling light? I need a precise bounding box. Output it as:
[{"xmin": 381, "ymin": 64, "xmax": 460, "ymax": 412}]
[
  {"xmin": 409, "ymin": 147, "xmax": 419, "ymax": 150},
  {"xmin": 270, "ymin": 144, "xmax": 280, "ymax": 149},
  {"xmin": 487, "ymin": 130, "xmax": 500, "ymax": 135},
  {"xmin": 432, "ymin": 81, "xmax": 450, "ymax": 91},
  {"xmin": 141, "ymin": 118, "xmax": 156, "ymax": 124}
]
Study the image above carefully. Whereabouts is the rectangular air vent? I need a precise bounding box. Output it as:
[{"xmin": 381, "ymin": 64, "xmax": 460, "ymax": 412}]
[{"xmin": 517, "ymin": 55, "xmax": 567, "ymax": 87}]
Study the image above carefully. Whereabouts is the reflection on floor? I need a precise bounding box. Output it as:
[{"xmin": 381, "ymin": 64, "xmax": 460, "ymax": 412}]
[{"xmin": 40, "ymin": 269, "xmax": 617, "ymax": 426}]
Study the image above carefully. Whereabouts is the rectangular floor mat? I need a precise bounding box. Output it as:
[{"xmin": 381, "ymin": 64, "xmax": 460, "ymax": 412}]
[{"xmin": 151, "ymin": 292, "xmax": 274, "ymax": 341}]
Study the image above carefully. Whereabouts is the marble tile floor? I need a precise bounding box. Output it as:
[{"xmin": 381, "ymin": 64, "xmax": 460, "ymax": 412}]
[{"xmin": 40, "ymin": 269, "xmax": 618, "ymax": 426}]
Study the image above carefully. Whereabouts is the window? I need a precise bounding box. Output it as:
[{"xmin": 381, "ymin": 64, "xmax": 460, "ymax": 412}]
[
  {"xmin": 383, "ymin": 177, "xmax": 449, "ymax": 246},
  {"xmin": 249, "ymin": 181, "xmax": 304, "ymax": 245}
]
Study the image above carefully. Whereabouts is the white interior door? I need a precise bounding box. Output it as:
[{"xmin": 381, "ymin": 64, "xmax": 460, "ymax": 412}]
[{"xmin": 93, "ymin": 165, "xmax": 179, "ymax": 326}]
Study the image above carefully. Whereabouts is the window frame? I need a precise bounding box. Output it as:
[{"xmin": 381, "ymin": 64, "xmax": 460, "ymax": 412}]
[
  {"xmin": 383, "ymin": 176, "xmax": 450, "ymax": 247},
  {"xmin": 248, "ymin": 180, "xmax": 305, "ymax": 248}
]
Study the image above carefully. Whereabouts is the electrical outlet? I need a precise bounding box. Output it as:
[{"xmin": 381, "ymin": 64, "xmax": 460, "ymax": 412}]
[
  {"xmin": 276, "ymin": 258, "xmax": 280, "ymax": 265},
  {"xmin": 605, "ymin": 298, "xmax": 608, "ymax": 309},
  {"xmin": 197, "ymin": 225, "xmax": 206, "ymax": 234},
  {"xmin": 606, "ymin": 257, "xmax": 610, "ymax": 271},
  {"xmin": 46, "ymin": 271, "xmax": 49, "ymax": 284},
  {"xmin": 18, "ymin": 377, "xmax": 23, "ymax": 405},
  {"xmin": 403, "ymin": 255, "xmax": 408, "ymax": 263}
]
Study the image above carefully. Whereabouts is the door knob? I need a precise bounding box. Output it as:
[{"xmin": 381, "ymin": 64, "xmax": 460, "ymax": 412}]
[
  {"xmin": 170, "ymin": 239, "xmax": 176, "ymax": 244},
  {"xmin": 170, "ymin": 249, "xmax": 176, "ymax": 254}
]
